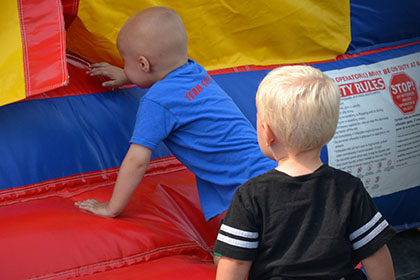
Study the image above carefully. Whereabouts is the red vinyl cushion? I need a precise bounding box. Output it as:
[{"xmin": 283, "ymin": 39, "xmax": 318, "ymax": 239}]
[{"xmin": 0, "ymin": 156, "xmax": 221, "ymax": 279}]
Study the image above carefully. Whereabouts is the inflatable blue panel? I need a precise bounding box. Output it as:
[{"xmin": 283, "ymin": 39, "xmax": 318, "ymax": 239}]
[
  {"xmin": 349, "ymin": 0, "xmax": 420, "ymax": 53},
  {"xmin": 375, "ymin": 186, "xmax": 420, "ymax": 230},
  {"xmin": 0, "ymin": 88, "xmax": 142, "ymax": 189}
]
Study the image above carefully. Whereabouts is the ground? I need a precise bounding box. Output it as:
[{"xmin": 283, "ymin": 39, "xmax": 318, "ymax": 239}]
[{"xmin": 388, "ymin": 229, "xmax": 420, "ymax": 280}]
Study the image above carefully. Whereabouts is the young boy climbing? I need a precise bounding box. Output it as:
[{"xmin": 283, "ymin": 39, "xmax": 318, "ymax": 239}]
[
  {"xmin": 75, "ymin": 7, "xmax": 275, "ymax": 221},
  {"xmin": 213, "ymin": 65, "xmax": 396, "ymax": 280}
]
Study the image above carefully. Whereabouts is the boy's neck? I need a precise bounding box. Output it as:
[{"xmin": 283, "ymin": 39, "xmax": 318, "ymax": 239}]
[
  {"xmin": 275, "ymin": 148, "xmax": 323, "ymax": 177},
  {"xmin": 156, "ymin": 57, "xmax": 188, "ymax": 82}
]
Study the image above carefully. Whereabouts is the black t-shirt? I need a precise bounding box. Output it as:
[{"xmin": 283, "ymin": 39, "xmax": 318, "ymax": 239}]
[{"xmin": 214, "ymin": 165, "xmax": 396, "ymax": 279}]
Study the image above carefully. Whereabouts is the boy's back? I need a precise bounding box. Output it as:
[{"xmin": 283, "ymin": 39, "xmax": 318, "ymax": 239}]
[
  {"xmin": 131, "ymin": 59, "xmax": 276, "ymax": 220},
  {"xmin": 215, "ymin": 164, "xmax": 395, "ymax": 279}
]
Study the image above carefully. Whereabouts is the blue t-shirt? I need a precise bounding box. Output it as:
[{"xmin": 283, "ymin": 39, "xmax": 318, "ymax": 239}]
[{"xmin": 130, "ymin": 59, "xmax": 276, "ymax": 220}]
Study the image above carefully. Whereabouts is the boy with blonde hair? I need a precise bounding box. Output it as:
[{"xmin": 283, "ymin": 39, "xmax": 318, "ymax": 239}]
[{"xmin": 214, "ymin": 66, "xmax": 396, "ymax": 280}]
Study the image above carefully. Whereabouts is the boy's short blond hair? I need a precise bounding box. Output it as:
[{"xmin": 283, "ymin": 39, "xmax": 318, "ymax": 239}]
[{"xmin": 256, "ymin": 65, "xmax": 340, "ymax": 153}]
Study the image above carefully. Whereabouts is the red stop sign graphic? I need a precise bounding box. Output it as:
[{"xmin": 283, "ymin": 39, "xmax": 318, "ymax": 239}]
[{"xmin": 389, "ymin": 72, "xmax": 418, "ymax": 114}]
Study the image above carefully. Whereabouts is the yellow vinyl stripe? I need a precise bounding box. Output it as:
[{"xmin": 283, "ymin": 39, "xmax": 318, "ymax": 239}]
[
  {"xmin": 0, "ymin": 0, "xmax": 26, "ymax": 106},
  {"xmin": 68, "ymin": 0, "xmax": 350, "ymax": 71}
]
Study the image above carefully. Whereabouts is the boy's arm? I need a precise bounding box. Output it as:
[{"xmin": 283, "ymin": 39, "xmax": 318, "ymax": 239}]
[
  {"xmin": 87, "ymin": 62, "xmax": 131, "ymax": 88},
  {"xmin": 216, "ymin": 256, "xmax": 252, "ymax": 280},
  {"xmin": 361, "ymin": 244, "xmax": 395, "ymax": 280},
  {"xmin": 75, "ymin": 143, "xmax": 152, "ymax": 217}
]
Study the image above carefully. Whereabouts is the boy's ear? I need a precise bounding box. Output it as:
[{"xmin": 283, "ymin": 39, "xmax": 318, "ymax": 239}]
[
  {"xmin": 262, "ymin": 120, "xmax": 275, "ymax": 147},
  {"xmin": 137, "ymin": 56, "xmax": 150, "ymax": 72}
]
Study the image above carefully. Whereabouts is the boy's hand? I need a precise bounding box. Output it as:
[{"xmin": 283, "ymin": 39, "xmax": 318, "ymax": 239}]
[
  {"xmin": 75, "ymin": 199, "xmax": 116, "ymax": 218},
  {"xmin": 87, "ymin": 62, "xmax": 130, "ymax": 88}
]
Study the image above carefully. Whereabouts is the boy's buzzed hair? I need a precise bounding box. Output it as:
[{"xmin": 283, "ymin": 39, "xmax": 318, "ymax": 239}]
[
  {"xmin": 256, "ymin": 65, "xmax": 340, "ymax": 153},
  {"xmin": 117, "ymin": 6, "xmax": 188, "ymax": 71}
]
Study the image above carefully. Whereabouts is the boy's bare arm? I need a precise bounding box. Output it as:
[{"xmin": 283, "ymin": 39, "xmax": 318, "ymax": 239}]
[
  {"xmin": 87, "ymin": 62, "xmax": 130, "ymax": 88},
  {"xmin": 75, "ymin": 143, "xmax": 152, "ymax": 217},
  {"xmin": 361, "ymin": 244, "xmax": 395, "ymax": 280},
  {"xmin": 216, "ymin": 256, "xmax": 252, "ymax": 280}
]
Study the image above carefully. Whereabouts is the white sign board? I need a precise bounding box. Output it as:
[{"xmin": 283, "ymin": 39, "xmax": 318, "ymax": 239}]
[{"xmin": 326, "ymin": 53, "xmax": 420, "ymax": 197}]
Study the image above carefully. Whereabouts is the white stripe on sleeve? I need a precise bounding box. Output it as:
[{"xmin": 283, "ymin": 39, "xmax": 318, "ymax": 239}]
[
  {"xmin": 349, "ymin": 212, "xmax": 382, "ymax": 241},
  {"xmin": 352, "ymin": 220, "xmax": 389, "ymax": 250},
  {"xmin": 217, "ymin": 233, "xmax": 259, "ymax": 249},
  {"xmin": 220, "ymin": 224, "xmax": 259, "ymax": 239}
]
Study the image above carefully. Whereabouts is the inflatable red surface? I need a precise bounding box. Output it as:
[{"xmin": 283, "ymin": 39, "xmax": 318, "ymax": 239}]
[{"xmin": 0, "ymin": 157, "xmax": 221, "ymax": 279}]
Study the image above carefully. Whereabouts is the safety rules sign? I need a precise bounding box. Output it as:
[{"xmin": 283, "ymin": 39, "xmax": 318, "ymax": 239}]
[{"xmin": 326, "ymin": 52, "xmax": 420, "ymax": 197}]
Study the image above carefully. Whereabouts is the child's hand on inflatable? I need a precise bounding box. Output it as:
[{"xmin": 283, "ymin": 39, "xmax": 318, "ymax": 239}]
[
  {"xmin": 75, "ymin": 199, "xmax": 116, "ymax": 218},
  {"xmin": 86, "ymin": 62, "xmax": 130, "ymax": 88}
]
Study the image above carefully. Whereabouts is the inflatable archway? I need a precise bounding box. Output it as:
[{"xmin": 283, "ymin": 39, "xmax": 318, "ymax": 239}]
[{"xmin": 1, "ymin": 0, "xmax": 420, "ymax": 279}]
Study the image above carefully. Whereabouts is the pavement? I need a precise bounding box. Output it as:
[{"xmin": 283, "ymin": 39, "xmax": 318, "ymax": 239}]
[{"xmin": 388, "ymin": 229, "xmax": 420, "ymax": 280}]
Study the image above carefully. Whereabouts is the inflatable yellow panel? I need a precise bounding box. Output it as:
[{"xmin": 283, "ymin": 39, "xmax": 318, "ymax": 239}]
[
  {"xmin": 67, "ymin": 0, "xmax": 350, "ymax": 70},
  {"xmin": 0, "ymin": 1, "xmax": 26, "ymax": 106}
]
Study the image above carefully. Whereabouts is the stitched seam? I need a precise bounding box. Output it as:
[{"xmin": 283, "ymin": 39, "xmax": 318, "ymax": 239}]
[
  {"xmin": 0, "ymin": 157, "xmax": 187, "ymax": 206},
  {"xmin": 17, "ymin": 0, "xmax": 31, "ymax": 96},
  {"xmin": 29, "ymin": 243, "xmax": 201, "ymax": 280},
  {"xmin": 56, "ymin": 0, "xmax": 66, "ymax": 84},
  {"xmin": 0, "ymin": 157, "xmax": 182, "ymax": 195}
]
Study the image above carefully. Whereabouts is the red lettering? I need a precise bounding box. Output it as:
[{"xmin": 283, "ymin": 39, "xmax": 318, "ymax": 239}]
[
  {"xmin": 201, "ymin": 75, "xmax": 213, "ymax": 87},
  {"xmin": 185, "ymin": 77, "xmax": 213, "ymax": 101},
  {"xmin": 339, "ymin": 78, "xmax": 386, "ymax": 98},
  {"xmin": 185, "ymin": 91, "xmax": 195, "ymax": 101},
  {"xmin": 391, "ymin": 81, "xmax": 415, "ymax": 95}
]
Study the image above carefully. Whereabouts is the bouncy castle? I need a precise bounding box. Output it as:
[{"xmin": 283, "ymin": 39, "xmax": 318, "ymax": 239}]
[{"xmin": 1, "ymin": 0, "xmax": 420, "ymax": 279}]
